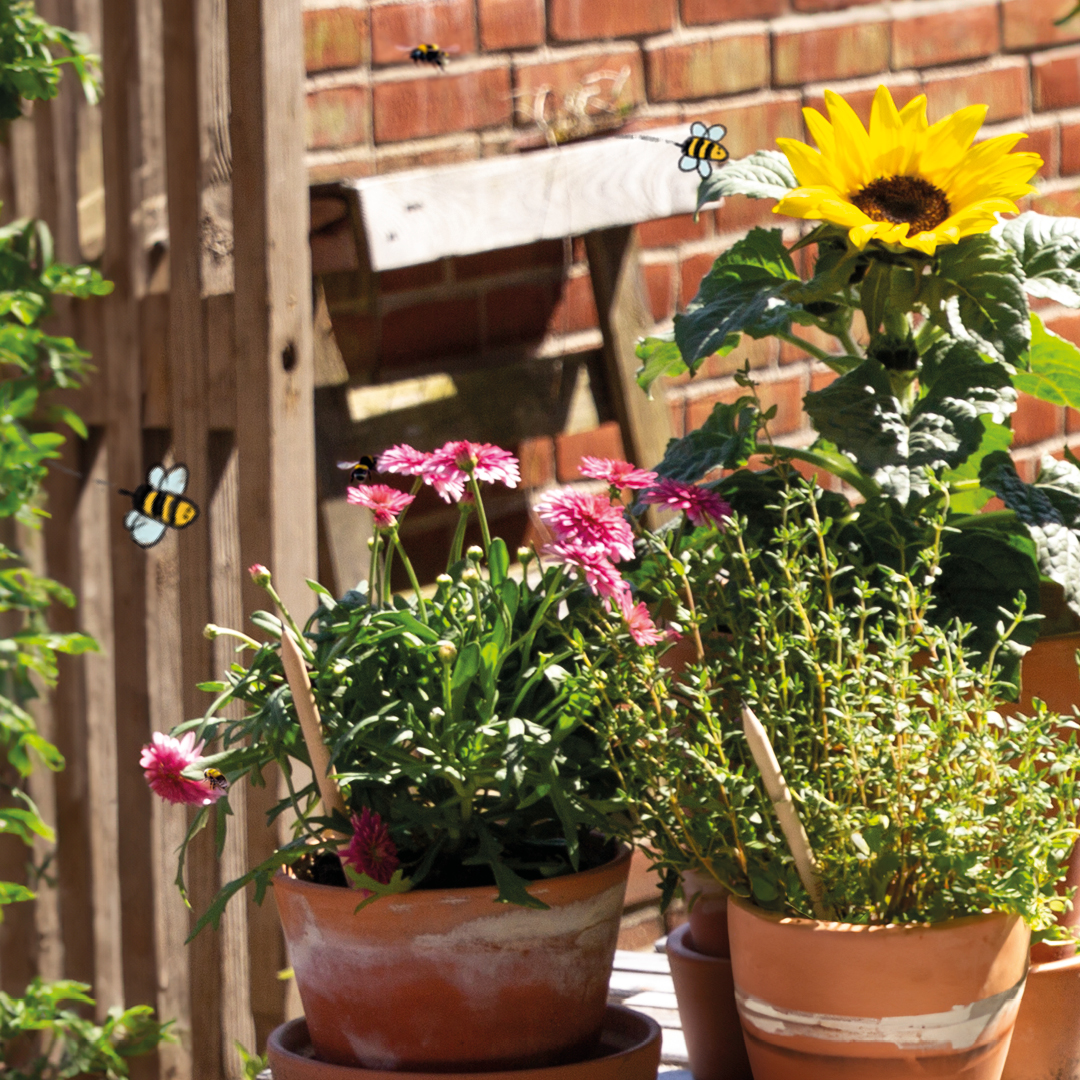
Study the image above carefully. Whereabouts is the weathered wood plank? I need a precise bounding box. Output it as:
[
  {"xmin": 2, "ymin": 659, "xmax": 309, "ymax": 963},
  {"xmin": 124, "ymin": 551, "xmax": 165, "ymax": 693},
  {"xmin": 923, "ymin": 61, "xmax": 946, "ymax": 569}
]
[
  {"xmin": 349, "ymin": 124, "xmax": 703, "ymax": 272},
  {"xmin": 585, "ymin": 226, "xmax": 673, "ymax": 470}
]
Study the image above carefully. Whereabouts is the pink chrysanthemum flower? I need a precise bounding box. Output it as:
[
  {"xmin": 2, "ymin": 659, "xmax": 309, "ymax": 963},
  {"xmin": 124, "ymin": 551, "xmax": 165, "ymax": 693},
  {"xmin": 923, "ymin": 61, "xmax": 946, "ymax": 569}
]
[
  {"xmin": 422, "ymin": 440, "xmax": 520, "ymax": 504},
  {"xmin": 342, "ymin": 808, "xmax": 400, "ymax": 894},
  {"xmin": 615, "ymin": 591, "xmax": 664, "ymax": 646},
  {"xmin": 140, "ymin": 731, "xmax": 223, "ymax": 807},
  {"xmin": 377, "ymin": 444, "xmax": 431, "ymax": 478},
  {"xmin": 347, "ymin": 484, "xmax": 415, "ymax": 528},
  {"xmin": 534, "ymin": 489, "xmax": 635, "ymax": 563},
  {"xmin": 641, "ymin": 479, "xmax": 732, "ymax": 528},
  {"xmin": 579, "ymin": 457, "xmax": 658, "ymax": 491},
  {"xmin": 545, "ymin": 542, "xmax": 629, "ymax": 600}
]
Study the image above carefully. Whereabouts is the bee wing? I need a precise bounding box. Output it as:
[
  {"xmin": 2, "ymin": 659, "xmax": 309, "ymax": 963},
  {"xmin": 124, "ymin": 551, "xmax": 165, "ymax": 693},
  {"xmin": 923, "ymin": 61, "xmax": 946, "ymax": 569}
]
[
  {"xmin": 395, "ymin": 44, "xmax": 414, "ymax": 52},
  {"xmin": 697, "ymin": 159, "xmax": 712, "ymax": 179},
  {"xmin": 689, "ymin": 121, "xmax": 707, "ymax": 137},
  {"xmin": 147, "ymin": 464, "xmax": 167, "ymax": 489},
  {"xmin": 124, "ymin": 511, "xmax": 167, "ymax": 548},
  {"xmin": 707, "ymin": 124, "xmax": 727, "ymax": 141},
  {"xmin": 337, "ymin": 460, "xmax": 359, "ymax": 471},
  {"xmin": 159, "ymin": 464, "xmax": 190, "ymax": 495},
  {"xmin": 678, "ymin": 155, "xmax": 700, "ymax": 172},
  {"xmin": 442, "ymin": 44, "xmax": 460, "ymax": 53}
]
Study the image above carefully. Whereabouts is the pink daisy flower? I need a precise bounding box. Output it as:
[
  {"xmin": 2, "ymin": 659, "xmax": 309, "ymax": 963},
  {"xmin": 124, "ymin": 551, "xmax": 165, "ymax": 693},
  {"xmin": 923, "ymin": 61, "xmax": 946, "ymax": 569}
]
[
  {"xmin": 579, "ymin": 457, "xmax": 658, "ymax": 491},
  {"xmin": 377, "ymin": 444, "xmax": 431, "ymax": 478},
  {"xmin": 534, "ymin": 489, "xmax": 635, "ymax": 563},
  {"xmin": 615, "ymin": 591, "xmax": 664, "ymax": 646},
  {"xmin": 140, "ymin": 731, "xmax": 223, "ymax": 807},
  {"xmin": 422, "ymin": 440, "xmax": 520, "ymax": 504},
  {"xmin": 248, "ymin": 564, "xmax": 271, "ymax": 586},
  {"xmin": 641, "ymin": 479, "xmax": 732, "ymax": 528},
  {"xmin": 347, "ymin": 484, "xmax": 415, "ymax": 528},
  {"xmin": 342, "ymin": 808, "xmax": 400, "ymax": 895},
  {"xmin": 545, "ymin": 542, "xmax": 629, "ymax": 600}
]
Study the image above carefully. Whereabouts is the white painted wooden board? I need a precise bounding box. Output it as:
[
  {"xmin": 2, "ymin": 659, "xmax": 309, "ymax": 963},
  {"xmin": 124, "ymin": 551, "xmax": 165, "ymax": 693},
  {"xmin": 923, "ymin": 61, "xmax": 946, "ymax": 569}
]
[{"xmin": 348, "ymin": 125, "xmax": 713, "ymax": 271}]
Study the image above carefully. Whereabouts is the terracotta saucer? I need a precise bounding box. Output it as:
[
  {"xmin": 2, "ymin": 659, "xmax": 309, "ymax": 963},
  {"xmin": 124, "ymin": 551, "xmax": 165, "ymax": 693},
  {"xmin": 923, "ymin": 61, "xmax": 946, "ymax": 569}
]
[{"xmin": 267, "ymin": 1005, "xmax": 661, "ymax": 1080}]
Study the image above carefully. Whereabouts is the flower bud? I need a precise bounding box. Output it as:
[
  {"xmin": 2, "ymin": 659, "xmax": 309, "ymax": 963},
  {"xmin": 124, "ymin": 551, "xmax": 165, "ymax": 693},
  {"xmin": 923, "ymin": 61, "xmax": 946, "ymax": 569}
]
[
  {"xmin": 461, "ymin": 567, "xmax": 481, "ymax": 585},
  {"xmin": 248, "ymin": 563, "xmax": 272, "ymax": 586},
  {"xmin": 367, "ymin": 537, "xmax": 375, "ymax": 549},
  {"xmin": 204, "ymin": 624, "xmax": 222, "ymax": 640},
  {"xmin": 437, "ymin": 641, "xmax": 458, "ymax": 664},
  {"xmin": 436, "ymin": 573, "xmax": 453, "ymax": 585},
  {"xmin": 517, "ymin": 547, "xmax": 533, "ymax": 564},
  {"xmin": 466, "ymin": 545, "xmax": 483, "ymax": 560}
]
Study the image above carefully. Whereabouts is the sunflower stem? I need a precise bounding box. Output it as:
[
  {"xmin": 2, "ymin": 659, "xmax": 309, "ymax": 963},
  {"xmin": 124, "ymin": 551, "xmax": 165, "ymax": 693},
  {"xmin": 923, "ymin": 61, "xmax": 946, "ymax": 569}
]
[{"xmin": 776, "ymin": 330, "xmax": 832, "ymax": 364}]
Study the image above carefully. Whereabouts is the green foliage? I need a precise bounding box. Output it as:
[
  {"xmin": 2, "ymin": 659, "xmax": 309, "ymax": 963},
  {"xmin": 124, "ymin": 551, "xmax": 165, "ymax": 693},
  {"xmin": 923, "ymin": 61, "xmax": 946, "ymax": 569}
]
[
  {"xmin": 0, "ymin": 0, "xmax": 100, "ymax": 120},
  {"xmin": 0, "ymin": 979, "xmax": 172, "ymax": 1079},
  {"xmin": 595, "ymin": 479, "xmax": 1080, "ymax": 930},
  {"xmin": 695, "ymin": 149, "xmax": 798, "ymax": 210}
]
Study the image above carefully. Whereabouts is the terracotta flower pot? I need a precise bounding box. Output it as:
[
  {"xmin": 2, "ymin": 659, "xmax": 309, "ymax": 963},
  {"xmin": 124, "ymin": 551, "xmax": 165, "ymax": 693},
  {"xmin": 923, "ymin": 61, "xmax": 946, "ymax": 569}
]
[
  {"xmin": 682, "ymin": 869, "xmax": 730, "ymax": 959},
  {"xmin": 266, "ymin": 1006, "xmax": 662, "ymax": 1080},
  {"xmin": 727, "ymin": 896, "xmax": 1031, "ymax": 1080},
  {"xmin": 666, "ymin": 922, "xmax": 753, "ymax": 1080},
  {"xmin": 273, "ymin": 844, "xmax": 632, "ymax": 1073},
  {"xmin": 1001, "ymin": 952, "xmax": 1080, "ymax": 1080}
]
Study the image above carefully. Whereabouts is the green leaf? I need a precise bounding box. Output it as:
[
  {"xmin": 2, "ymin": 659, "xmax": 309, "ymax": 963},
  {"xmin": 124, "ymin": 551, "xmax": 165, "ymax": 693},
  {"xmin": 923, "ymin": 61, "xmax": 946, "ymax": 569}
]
[
  {"xmin": 343, "ymin": 866, "xmax": 413, "ymax": 912},
  {"xmin": 941, "ymin": 416, "xmax": 1013, "ymax": 514},
  {"xmin": 1014, "ymin": 313, "xmax": 1080, "ymax": 409},
  {"xmin": 488, "ymin": 537, "xmax": 509, "ymax": 586},
  {"xmin": 636, "ymin": 334, "xmax": 690, "ymax": 394},
  {"xmin": 695, "ymin": 150, "xmax": 797, "ymax": 211},
  {"xmin": 860, "ymin": 260, "xmax": 918, "ymax": 337},
  {"xmin": 654, "ymin": 395, "xmax": 763, "ymax": 482},
  {"xmin": 992, "ymin": 212, "xmax": 1080, "ymax": 307}
]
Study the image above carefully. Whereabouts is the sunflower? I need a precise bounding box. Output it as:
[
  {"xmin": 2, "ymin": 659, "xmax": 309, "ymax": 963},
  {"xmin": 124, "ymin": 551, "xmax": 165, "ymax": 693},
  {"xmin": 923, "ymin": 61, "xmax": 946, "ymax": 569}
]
[{"xmin": 773, "ymin": 85, "xmax": 1042, "ymax": 256}]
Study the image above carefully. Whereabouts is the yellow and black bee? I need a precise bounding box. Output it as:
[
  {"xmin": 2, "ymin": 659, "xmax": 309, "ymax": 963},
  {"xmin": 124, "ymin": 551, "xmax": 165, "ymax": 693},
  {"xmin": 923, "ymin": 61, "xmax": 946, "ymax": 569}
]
[
  {"xmin": 118, "ymin": 463, "xmax": 200, "ymax": 548},
  {"xmin": 337, "ymin": 455, "xmax": 377, "ymax": 486},
  {"xmin": 203, "ymin": 768, "xmax": 229, "ymax": 794},
  {"xmin": 399, "ymin": 43, "xmax": 459, "ymax": 70},
  {"xmin": 679, "ymin": 122, "xmax": 729, "ymax": 179}
]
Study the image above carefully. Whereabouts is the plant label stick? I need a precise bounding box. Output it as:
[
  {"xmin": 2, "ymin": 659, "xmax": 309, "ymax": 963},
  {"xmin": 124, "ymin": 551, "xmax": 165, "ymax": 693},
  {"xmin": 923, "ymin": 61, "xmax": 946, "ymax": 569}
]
[
  {"xmin": 741, "ymin": 704, "xmax": 834, "ymax": 920},
  {"xmin": 278, "ymin": 624, "xmax": 349, "ymax": 827}
]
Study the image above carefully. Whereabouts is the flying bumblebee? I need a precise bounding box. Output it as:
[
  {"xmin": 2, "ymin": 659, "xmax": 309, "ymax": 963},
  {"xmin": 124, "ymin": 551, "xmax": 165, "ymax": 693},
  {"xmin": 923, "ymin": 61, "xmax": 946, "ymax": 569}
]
[
  {"xmin": 203, "ymin": 768, "xmax": 229, "ymax": 794},
  {"xmin": 337, "ymin": 455, "xmax": 377, "ymax": 486},
  {"xmin": 397, "ymin": 43, "xmax": 459, "ymax": 70},
  {"xmin": 678, "ymin": 122, "xmax": 729, "ymax": 179},
  {"xmin": 118, "ymin": 463, "xmax": 200, "ymax": 548}
]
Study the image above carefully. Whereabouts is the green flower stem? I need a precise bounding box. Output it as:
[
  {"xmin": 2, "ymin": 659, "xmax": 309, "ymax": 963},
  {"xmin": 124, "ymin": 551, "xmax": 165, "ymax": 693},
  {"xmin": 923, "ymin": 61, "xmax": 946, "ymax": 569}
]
[
  {"xmin": 260, "ymin": 581, "xmax": 316, "ymax": 663},
  {"xmin": 383, "ymin": 477, "xmax": 424, "ymax": 590},
  {"xmin": 836, "ymin": 322, "xmax": 863, "ymax": 360},
  {"xmin": 369, "ymin": 530, "xmax": 384, "ymax": 607},
  {"xmin": 449, "ymin": 504, "xmax": 471, "ymax": 567},
  {"xmin": 763, "ymin": 444, "xmax": 881, "ymax": 501},
  {"xmin": 205, "ymin": 626, "xmax": 262, "ymax": 651},
  {"xmin": 776, "ymin": 329, "xmax": 832, "ymax": 364},
  {"xmin": 390, "ymin": 527, "xmax": 428, "ymax": 621},
  {"xmin": 467, "ymin": 473, "xmax": 492, "ymax": 552}
]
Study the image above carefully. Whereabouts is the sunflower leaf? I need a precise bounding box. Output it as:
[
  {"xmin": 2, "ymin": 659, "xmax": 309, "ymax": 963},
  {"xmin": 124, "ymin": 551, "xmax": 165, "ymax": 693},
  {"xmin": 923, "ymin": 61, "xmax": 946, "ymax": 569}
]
[
  {"xmin": 925, "ymin": 234, "xmax": 1030, "ymax": 367},
  {"xmin": 674, "ymin": 227, "xmax": 807, "ymax": 371},
  {"xmin": 635, "ymin": 330, "xmax": 738, "ymax": 395},
  {"xmin": 992, "ymin": 212, "xmax": 1080, "ymax": 308},
  {"xmin": 654, "ymin": 395, "xmax": 763, "ymax": 481},
  {"xmin": 1013, "ymin": 313, "xmax": 1080, "ymax": 409},
  {"xmin": 695, "ymin": 150, "xmax": 797, "ymax": 212}
]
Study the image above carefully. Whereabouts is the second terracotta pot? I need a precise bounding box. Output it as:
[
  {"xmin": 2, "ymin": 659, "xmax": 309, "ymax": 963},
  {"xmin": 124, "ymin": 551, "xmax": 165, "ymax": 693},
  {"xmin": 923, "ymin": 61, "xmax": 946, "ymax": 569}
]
[
  {"xmin": 274, "ymin": 844, "xmax": 631, "ymax": 1072},
  {"xmin": 1001, "ymin": 951, "xmax": 1080, "ymax": 1080},
  {"xmin": 727, "ymin": 896, "xmax": 1031, "ymax": 1080},
  {"xmin": 682, "ymin": 869, "xmax": 730, "ymax": 959}
]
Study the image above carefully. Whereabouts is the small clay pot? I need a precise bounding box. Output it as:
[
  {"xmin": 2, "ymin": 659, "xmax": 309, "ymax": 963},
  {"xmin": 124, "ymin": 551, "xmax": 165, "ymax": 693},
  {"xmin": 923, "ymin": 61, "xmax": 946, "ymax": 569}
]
[
  {"xmin": 727, "ymin": 896, "xmax": 1031, "ymax": 1080},
  {"xmin": 1001, "ymin": 951, "xmax": 1080, "ymax": 1080},
  {"xmin": 681, "ymin": 869, "xmax": 730, "ymax": 959},
  {"xmin": 266, "ymin": 1006, "xmax": 662, "ymax": 1080},
  {"xmin": 273, "ymin": 844, "xmax": 632, "ymax": 1073},
  {"xmin": 666, "ymin": 922, "xmax": 752, "ymax": 1080}
]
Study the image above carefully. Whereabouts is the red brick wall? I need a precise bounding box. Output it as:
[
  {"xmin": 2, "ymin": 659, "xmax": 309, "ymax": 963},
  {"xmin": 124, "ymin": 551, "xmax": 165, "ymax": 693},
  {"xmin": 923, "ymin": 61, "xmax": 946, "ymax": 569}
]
[{"xmin": 307, "ymin": 0, "xmax": 1080, "ymax": 574}]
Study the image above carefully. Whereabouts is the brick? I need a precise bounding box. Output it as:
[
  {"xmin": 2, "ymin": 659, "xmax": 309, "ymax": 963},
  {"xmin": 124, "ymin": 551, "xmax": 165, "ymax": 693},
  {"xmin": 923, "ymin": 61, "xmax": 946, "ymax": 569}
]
[
  {"xmin": 682, "ymin": 0, "xmax": 785, "ymax": 22},
  {"xmin": 512, "ymin": 49, "xmax": 646, "ymax": 126},
  {"xmin": 1031, "ymin": 181, "xmax": 1080, "ymax": 217},
  {"xmin": 517, "ymin": 436, "xmax": 556, "ymax": 488},
  {"xmin": 375, "ymin": 136, "xmax": 479, "ymax": 173},
  {"xmin": 380, "ymin": 296, "xmax": 481, "ymax": 364},
  {"xmin": 1045, "ymin": 309, "xmax": 1080, "ymax": 348},
  {"xmin": 549, "ymin": 273, "xmax": 600, "ymax": 334},
  {"xmin": 478, "ymin": 0, "xmax": 545, "ymax": 50},
  {"xmin": 1033, "ymin": 47, "xmax": 1080, "ymax": 112},
  {"xmin": 555, "ymin": 423, "xmax": 626, "ymax": 479},
  {"xmin": 485, "ymin": 281, "xmax": 562, "ymax": 344},
  {"xmin": 373, "ymin": 67, "xmax": 511, "ymax": 143},
  {"xmin": 310, "ymin": 217, "xmax": 359, "ymax": 274},
  {"xmin": 772, "ymin": 11, "xmax": 890, "ymax": 87},
  {"xmin": 643, "ymin": 262, "xmax": 676, "ymax": 321},
  {"xmin": 717, "ymin": 195, "xmax": 788, "ymax": 234},
  {"xmin": 1068, "ymin": 408, "xmax": 1080, "ymax": 433},
  {"xmin": 802, "ymin": 73, "xmax": 923, "ymax": 131},
  {"xmin": 691, "ymin": 90, "xmax": 804, "ymax": 161},
  {"xmin": 549, "ymin": 0, "xmax": 675, "ymax": 42},
  {"xmin": 1012, "ymin": 392, "xmax": 1063, "ymax": 447},
  {"xmin": 304, "ymin": 8, "xmax": 370, "ymax": 73},
  {"xmin": 922, "ymin": 58, "xmax": 1030, "ymax": 125},
  {"xmin": 645, "ymin": 30, "xmax": 770, "ymax": 102},
  {"xmin": 308, "ymin": 152, "xmax": 377, "ymax": 184},
  {"xmin": 1002, "ymin": 0, "xmax": 1080, "ymax": 49},
  {"xmin": 1022, "ymin": 124, "xmax": 1058, "ymax": 180},
  {"xmin": 1063, "ymin": 122, "xmax": 1080, "ymax": 174},
  {"xmin": 792, "ymin": 0, "xmax": 881, "ymax": 11},
  {"xmin": 370, "ymin": 0, "xmax": 477, "ymax": 67},
  {"xmin": 637, "ymin": 213, "xmax": 709, "ymax": 248},
  {"xmin": 679, "ymin": 251, "xmax": 719, "ymax": 309},
  {"xmin": 757, "ymin": 375, "xmax": 807, "ymax": 436},
  {"xmin": 379, "ymin": 260, "xmax": 447, "ymax": 293},
  {"xmin": 698, "ymin": 334, "xmax": 778, "ymax": 378},
  {"xmin": 686, "ymin": 384, "xmax": 743, "ymax": 431},
  {"xmin": 811, "ymin": 368, "xmax": 839, "ymax": 392},
  {"xmin": 780, "ymin": 322, "xmax": 839, "ymax": 363},
  {"xmin": 306, "ymin": 86, "xmax": 370, "ymax": 151},
  {"xmin": 891, "ymin": 0, "xmax": 999, "ymax": 71},
  {"xmin": 453, "ymin": 240, "xmax": 565, "ymax": 280}
]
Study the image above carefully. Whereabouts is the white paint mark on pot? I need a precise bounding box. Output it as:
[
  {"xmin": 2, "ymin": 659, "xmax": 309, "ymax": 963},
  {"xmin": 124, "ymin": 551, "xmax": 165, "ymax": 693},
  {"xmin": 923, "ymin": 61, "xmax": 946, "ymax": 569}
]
[
  {"xmin": 735, "ymin": 973, "xmax": 1026, "ymax": 1051},
  {"xmin": 344, "ymin": 1030, "xmax": 400, "ymax": 1070}
]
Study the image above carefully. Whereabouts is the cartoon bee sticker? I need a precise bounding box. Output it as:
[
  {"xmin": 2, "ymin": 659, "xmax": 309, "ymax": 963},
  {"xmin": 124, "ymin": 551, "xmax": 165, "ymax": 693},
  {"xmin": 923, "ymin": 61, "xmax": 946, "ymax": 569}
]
[
  {"xmin": 678, "ymin": 122, "xmax": 729, "ymax": 179},
  {"xmin": 397, "ymin": 43, "xmax": 459, "ymax": 70},
  {"xmin": 118, "ymin": 463, "xmax": 200, "ymax": 548},
  {"xmin": 337, "ymin": 455, "xmax": 377, "ymax": 487},
  {"xmin": 203, "ymin": 767, "xmax": 230, "ymax": 794}
]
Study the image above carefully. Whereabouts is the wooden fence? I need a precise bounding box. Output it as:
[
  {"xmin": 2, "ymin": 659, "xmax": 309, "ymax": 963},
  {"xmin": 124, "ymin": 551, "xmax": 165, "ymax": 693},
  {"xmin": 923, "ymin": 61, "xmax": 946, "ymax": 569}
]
[{"xmin": 0, "ymin": 1, "xmax": 316, "ymax": 1076}]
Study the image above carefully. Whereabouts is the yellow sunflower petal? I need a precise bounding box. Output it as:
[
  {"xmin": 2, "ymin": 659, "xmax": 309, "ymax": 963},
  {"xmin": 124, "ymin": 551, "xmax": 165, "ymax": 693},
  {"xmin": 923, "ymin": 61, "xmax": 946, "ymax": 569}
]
[
  {"xmin": 899, "ymin": 230, "xmax": 942, "ymax": 255},
  {"xmin": 802, "ymin": 106, "xmax": 836, "ymax": 159},
  {"xmin": 868, "ymin": 85, "xmax": 910, "ymax": 178},
  {"xmin": 775, "ymin": 137, "xmax": 848, "ymax": 191},
  {"xmin": 897, "ymin": 93, "xmax": 929, "ymax": 132},
  {"xmin": 823, "ymin": 89, "xmax": 874, "ymax": 192},
  {"xmin": 920, "ymin": 104, "xmax": 989, "ymax": 183},
  {"xmin": 774, "ymin": 187, "xmax": 869, "ymax": 226}
]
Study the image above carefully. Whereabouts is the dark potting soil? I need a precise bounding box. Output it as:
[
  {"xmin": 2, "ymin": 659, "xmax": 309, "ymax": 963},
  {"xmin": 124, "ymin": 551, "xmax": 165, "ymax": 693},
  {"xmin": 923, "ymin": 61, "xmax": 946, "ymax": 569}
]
[{"xmin": 292, "ymin": 833, "xmax": 618, "ymax": 891}]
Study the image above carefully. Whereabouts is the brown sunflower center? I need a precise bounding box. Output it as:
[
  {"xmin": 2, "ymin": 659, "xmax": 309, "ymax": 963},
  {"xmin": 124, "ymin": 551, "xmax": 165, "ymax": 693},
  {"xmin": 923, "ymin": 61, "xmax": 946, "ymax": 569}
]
[{"xmin": 850, "ymin": 175, "xmax": 951, "ymax": 236}]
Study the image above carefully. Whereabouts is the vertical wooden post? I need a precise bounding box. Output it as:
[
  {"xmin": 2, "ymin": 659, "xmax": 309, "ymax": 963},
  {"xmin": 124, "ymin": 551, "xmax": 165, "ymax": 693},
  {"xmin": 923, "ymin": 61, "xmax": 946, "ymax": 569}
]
[{"xmin": 228, "ymin": 0, "xmax": 316, "ymax": 1046}]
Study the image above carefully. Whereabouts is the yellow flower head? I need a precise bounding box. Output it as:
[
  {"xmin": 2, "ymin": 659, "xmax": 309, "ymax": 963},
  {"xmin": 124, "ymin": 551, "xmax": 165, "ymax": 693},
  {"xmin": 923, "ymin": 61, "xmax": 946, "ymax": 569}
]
[{"xmin": 773, "ymin": 85, "xmax": 1042, "ymax": 256}]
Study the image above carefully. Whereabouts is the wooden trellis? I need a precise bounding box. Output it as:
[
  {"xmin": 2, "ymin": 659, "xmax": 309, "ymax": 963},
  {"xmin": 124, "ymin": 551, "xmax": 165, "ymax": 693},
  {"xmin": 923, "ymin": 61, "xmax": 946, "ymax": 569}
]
[{"xmin": 0, "ymin": 1, "xmax": 314, "ymax": 1077}]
